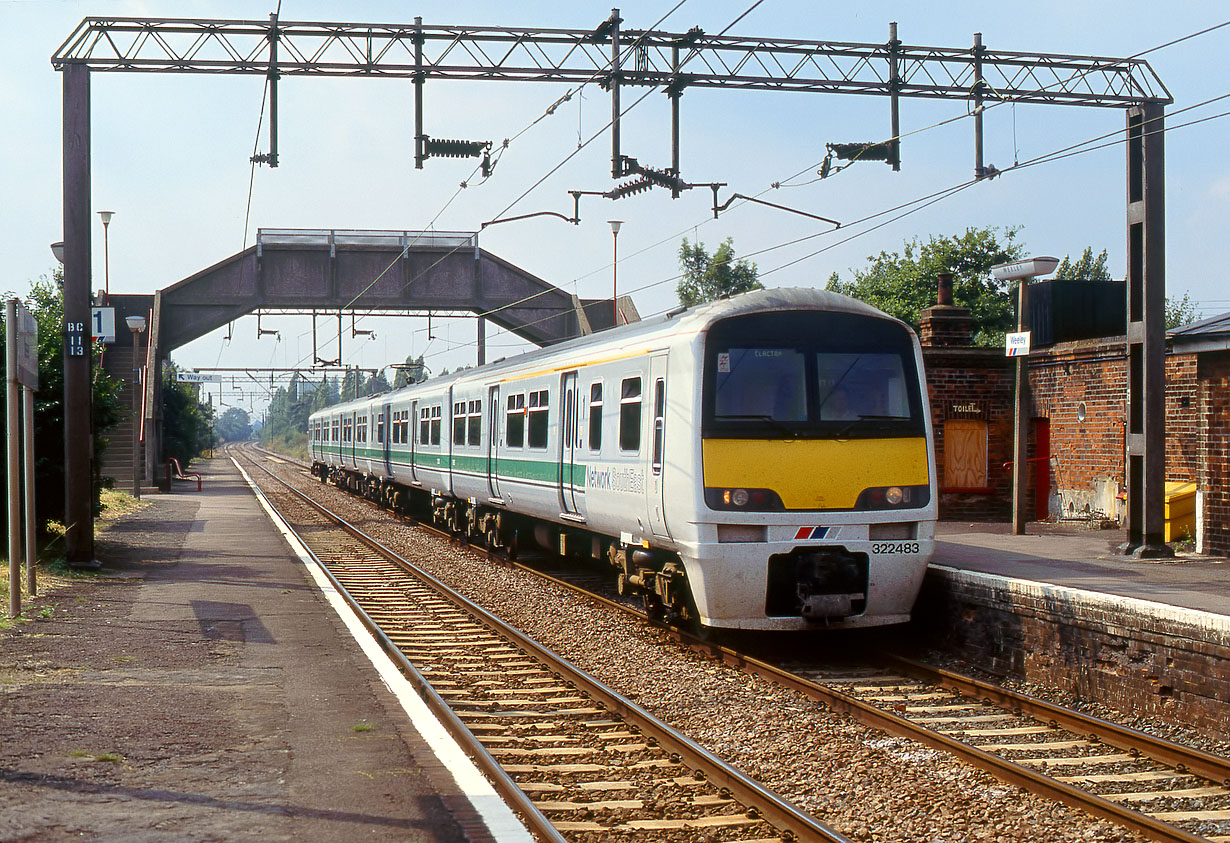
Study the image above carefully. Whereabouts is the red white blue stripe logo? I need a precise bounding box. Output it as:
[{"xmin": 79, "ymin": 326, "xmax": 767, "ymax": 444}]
[{"xmin": 793, "ymin": 526, "xmax": 830, "ymax": 540}]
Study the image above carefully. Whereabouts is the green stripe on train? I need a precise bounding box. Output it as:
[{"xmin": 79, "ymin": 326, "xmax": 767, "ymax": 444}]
[{"xmin": 315, "ymin": 446, "xmax": 586, "ymax": 486}]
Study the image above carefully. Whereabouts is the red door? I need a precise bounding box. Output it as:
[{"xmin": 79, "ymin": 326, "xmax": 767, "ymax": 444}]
[{"xmin": 1032, "ymin": 418, "xmax": 1050, "ymax": 520}]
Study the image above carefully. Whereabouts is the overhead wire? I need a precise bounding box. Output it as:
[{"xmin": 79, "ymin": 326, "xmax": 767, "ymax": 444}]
[
  {"xmin": 439, "ymin": 96, "xmax": 1230, "ymax": 353},
  {"xmin": 404, "ymin": 15, "xmax": 1230, "ymax": 359},
  {"xmin": 233, "ymin": 11, "xmax": 1230, "ymax": 384}
]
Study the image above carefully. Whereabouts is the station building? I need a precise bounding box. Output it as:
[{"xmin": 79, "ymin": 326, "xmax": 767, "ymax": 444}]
[{"xmin": 917, "ymin": 277, "xmax": 1230, "ymax": 556}]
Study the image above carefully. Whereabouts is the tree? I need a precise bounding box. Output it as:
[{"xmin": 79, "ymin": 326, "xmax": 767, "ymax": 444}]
[
  {"xmin": 308, "ymin": 375, "xmax": 340, "ymax": 412},
  {"xmin": 826, "ymin": 226, "xmax": 1025, "ymax": 347},
  {"xmin": 1054, "ymin": 247, "xmax": 1113, "ymax": 281},
  {"xmin": 161, "ymin": 361, "xmax": 217, "ymax": 466},
  {"xmin": 367, "ymin": 368, "xmax": 391, "ymax": 395},
  {"xmin": 339, "ymin": 367, "xmax": 361, "ymax": 401},
  {"xmin": 0, "ymin": 274, "xmax": 124, "ymax": 538},
  {"xmin": 676, "ymin": 237, "xmax": 762, "ymax": 307},
  {"xmin": 216, "ymin": 407, "xmax": 251, "ymax": 442},
  {"xmin": 1166, "ymin": 292, "xmax": 1202, "ymax": 330}
]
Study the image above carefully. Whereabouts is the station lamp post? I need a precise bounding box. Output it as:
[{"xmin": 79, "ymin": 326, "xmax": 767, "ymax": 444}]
[
  {"xmin": 607, "ymin": 220, "xmax": 623, "ymax": 328},
  {"xmin": 991, "ymin": 256, "xmax": 1059, "ymax": 535},
  {"xmin": 126, "ymin": 315, "xmax": 146, "ymax": 499},
  {"xmin": 98, "ymin": 210, "xmax": 114, "ymax": 304}
]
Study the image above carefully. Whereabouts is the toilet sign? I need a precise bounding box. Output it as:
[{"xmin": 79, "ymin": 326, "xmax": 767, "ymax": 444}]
[{"xmin": 1005, "ymin": 331, "xmax": 1031, "ymax": 357}]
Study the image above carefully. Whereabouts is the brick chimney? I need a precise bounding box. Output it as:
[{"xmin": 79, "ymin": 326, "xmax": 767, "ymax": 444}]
[{"xmin": 919, "ymin": 272, "xmax": 975, "ymax": 347}]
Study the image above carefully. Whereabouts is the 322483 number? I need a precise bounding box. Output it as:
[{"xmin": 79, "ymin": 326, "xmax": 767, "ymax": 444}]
[{"xmin": 871, "ymin": 542, "xmax": 920, "ymax": 555}]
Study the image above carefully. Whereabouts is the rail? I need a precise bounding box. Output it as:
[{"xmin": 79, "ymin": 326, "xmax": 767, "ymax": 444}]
[{"xmin": 241, "ymin": 449, "xmax": 852, "ymax": 843}]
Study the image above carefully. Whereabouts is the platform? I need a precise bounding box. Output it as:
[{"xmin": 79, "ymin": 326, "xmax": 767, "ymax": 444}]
[
  {"xmin": 0, "ymin": 455, "xmax": 527, "ymax": 842},
  {"xmin": 933, "ymin": 520, "xmax": 1229, "ymax": 617}
]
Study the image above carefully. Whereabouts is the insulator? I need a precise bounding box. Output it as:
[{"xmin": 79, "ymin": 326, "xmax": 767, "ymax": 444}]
[
  {"xmin": 422, "ymin": 137, "xmax": 490, "ymax": 159},
  {"xmin": 827, "ymin": 141, "xmax": 892, "ymax": 162},
  {"xmin": 606, "ymin": 177, "xmax": 653, "ymax": 199}
]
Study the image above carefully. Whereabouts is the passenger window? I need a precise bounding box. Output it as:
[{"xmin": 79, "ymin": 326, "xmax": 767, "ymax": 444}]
[
  {"xmin": 528, "ymin": 389, "xmax": 549, "ymax": 449},
  {"xmin": 453, "ymin": 401, "xmax": 466, "ymax": 446},
  {"xmin": 506, "ymin": 394, "xmax": 525, "ymax": 448},
  {"xmin": 430, "ymin": 406, "xmax": 441, "ymax": 446},
  {"xmin": 467, "ymin": 399, "xmax": 482, "ymax": 446},
  {"xmin": 620, "ymin": 377, "xmax": 642, "ymax": 452},
  {"xmin": 588, "ymin": 383, "xmax": 602, "ymax": 451},
  {"xmin": 420, "ymin": 408, "xmax": 430, "ymax": 445}
]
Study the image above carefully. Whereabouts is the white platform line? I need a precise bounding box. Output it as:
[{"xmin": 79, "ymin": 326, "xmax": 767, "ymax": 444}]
[{"xmin": 233, "ymin": 458, "xmax": 534, "ymax": 843}]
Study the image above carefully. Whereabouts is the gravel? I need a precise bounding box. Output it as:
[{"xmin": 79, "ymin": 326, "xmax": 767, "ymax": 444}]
[{"xmin": 257, "ymin": 456, "xmax": 1150, "ymax": 843}]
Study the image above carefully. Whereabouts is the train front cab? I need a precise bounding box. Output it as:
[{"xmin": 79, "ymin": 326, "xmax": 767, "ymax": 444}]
[{"xmin": 687, "ymin": 307, "xmax": 937, "ymax": 631}]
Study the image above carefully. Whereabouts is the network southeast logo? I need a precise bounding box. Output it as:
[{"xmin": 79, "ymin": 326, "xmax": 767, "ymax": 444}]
[
  {"xmin": 587, "ymin": 465, "xmax": 645, "ymax": 494},
  {"xmin": 793, "ymin": 526, "xmax": 830, "ymax": 540}
]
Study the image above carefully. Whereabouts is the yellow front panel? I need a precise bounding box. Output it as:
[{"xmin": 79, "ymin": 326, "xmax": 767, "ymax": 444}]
[{"xmin": 702, "ymin": 437, "xmax": 930, "ymax": 510}]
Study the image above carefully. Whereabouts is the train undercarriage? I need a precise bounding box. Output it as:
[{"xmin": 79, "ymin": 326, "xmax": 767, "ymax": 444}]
[{"xmin": 310, "ymin": 463, "xmax": 698, "ymax": 625}]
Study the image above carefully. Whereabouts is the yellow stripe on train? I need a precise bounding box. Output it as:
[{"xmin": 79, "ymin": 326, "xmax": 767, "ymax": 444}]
[{"xmin": 702, "ymin": 437, "xmax": 930, "ymax": 510}]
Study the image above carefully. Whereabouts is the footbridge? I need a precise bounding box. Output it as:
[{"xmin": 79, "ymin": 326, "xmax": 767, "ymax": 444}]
[{"xmin": 108, "ymin": 228, "xmax": 637, "ymax": 490}]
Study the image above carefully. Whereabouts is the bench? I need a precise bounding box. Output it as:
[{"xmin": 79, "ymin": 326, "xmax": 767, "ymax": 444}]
[{"xmin": 167, "ymin": 457, "xmax": 202, "ymax": 492}]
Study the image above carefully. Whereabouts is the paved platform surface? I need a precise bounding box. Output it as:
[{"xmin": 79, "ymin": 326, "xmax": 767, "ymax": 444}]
[
  {"xmin": 0, "ymin": 456, "xmax": 509, "ymax": 842},
  {"xmin": 934, "ymin": 521, "xmax": 1229, "ymax": 617}
]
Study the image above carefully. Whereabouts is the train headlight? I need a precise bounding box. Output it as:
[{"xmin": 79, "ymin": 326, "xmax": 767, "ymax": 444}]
[
  {"xmin": 705, "ymin": 487, "xmax": 785, "ymax": 511},
  {"xmin": 854, "ymin": 484, "xmax": 929, "ymax": 511}
]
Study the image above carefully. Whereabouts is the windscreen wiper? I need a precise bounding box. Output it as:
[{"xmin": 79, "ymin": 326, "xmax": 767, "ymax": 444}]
[
  {"xmin": 833, "ymin": 414, "xmax": 910, "ymax": 439},
  {"xmin": 719, "ymin": 414, "xmax": 800, "ymax": 439}
]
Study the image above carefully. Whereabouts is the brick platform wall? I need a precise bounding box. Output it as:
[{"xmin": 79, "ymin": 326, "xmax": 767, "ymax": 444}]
[{"xmin": 914, "ymin": 568, "xmax": 1230, "ymax": 740}]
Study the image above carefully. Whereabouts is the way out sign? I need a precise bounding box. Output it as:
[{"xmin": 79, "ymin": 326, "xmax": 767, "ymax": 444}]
[{"xmin": 1005, "ymin": 331, "xmax": 1032, "ymax": 358}]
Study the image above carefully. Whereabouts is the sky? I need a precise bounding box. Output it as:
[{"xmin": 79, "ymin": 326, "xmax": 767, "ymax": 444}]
[{"xmin": 3, "ymin": 1, "xmax": 1228, "ymax": 417}]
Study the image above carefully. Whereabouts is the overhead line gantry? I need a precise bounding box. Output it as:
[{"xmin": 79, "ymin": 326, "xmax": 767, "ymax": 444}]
[{"xmin": 51, "ymin": 10, "xmax": 1173, "ymax": 564}]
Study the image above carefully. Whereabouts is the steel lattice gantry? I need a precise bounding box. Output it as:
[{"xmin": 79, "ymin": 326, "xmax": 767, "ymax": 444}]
[{"xmin": 52, "ymin": 13, "xmax": 1173, "ymax": 565}]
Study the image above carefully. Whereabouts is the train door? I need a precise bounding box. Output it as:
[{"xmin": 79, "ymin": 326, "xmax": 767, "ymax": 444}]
[
  {"xmin": 409, "ymin": 400, "xmax": 419, "ymax": 483},
  {"xmin": 559, "ymin": 371, "xmax": 581, "ymax": 514},
  {"xmin": 347, "ymin": 411, "xmax": 356, "ymax": 467},
  {"xmin": 381, "ymin": 403, "xmax": 392, "ymax": 477},
  {"xmin": 647, "ymin": 354, "xmax": 670, "ymax": 539},
  {"xmin": 487, "ymin": 385, "xmax": 501, "ymax": 500}
]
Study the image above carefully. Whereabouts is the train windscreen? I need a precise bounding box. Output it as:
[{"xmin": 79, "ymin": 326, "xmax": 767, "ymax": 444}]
[{"xmin": 702, "ymin": 310, "xmax": 925, "ymax": 439}]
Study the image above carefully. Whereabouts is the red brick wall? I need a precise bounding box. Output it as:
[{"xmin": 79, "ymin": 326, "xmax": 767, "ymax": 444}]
[
  {"xmin": 1198, "ymin": 351, "xmax": 1230, "ymax": 554},
  {"xmin": 1166, "ymin": 355, "xmax": 1201, "ymax": 483},
  {"xmin": 1028, "ymin": 341, "xmax": 1128, "ymax": 522},
  {"xmin": 922, "ymin": 336, "xmax": 1228, "ymax": 546}
]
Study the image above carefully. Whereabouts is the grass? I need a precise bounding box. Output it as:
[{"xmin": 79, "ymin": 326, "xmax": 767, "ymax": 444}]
[
  {"xmin": 98, "ymin": 487, "xmax": 149, "ymax": 527},
  {"xmin": 352, "ymin": 721, "xmax": 374, "ymax": 733},
  {"xmin": 68, "ymin": 750, "xmax": 124, "ymax": 763}
]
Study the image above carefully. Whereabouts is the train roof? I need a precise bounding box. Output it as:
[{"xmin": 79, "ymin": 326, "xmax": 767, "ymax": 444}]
[{"xmin": 312, "ymin": 287, "xmax": 902, "ymax": 417}]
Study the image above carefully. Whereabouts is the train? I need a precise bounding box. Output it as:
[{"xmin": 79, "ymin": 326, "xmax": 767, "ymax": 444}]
[{"xmin": 308, "ymin": 287, "xmax": 937, "ymax": 631}]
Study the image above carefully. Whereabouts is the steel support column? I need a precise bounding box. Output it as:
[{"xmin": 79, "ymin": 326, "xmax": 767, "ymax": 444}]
[
  {"xmin": 1123, "ymin": 102, "xmax": 1171, "ymax": 557},
  {"xmin": 62, "ymin": 64, "xmax": 95, "ymax": 566}
]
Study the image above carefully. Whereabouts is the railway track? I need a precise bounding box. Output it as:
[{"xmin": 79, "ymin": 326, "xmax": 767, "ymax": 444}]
[
  {"xmin": 234, "ymin": 448, "xmax": 849, "ymax": 843},
  {"xmin": 245, "ymin": 445, "xmax": 1230, "ymax": 842}
]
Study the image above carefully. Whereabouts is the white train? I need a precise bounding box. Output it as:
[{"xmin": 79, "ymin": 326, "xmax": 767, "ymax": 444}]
[{"xmin": 309, "ymin": 288, "xmax": 937, "ymax": 631}]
